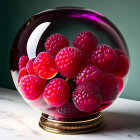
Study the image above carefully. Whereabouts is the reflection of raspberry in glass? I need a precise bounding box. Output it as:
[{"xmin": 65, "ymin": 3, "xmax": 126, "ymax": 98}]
[
  {"xmin": 117, "ymin": 78, "xmax": 123, "ymax": 93},
  {"xmin": 111, "ymin": 55, "xmax": 129, "ymax": 78},
  {"xmin": 100, "ymin": 73, "xmax": 119, "ymax": 102},
  {"xmin": 114, "ymin": 49, "xmax": 126, "ymax": 56}
]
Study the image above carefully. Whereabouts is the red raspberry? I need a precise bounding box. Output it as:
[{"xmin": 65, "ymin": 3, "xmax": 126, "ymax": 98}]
[
  {"xmin": 76, "ymin": 65, "xmax": 103, "ymax": 87},
  {"xmin": 117, "ymin": 78, "xmax": 123, "ymax": 93},
  {"xmin": 43, "ymin": 78, "xmax": 70, "ymax": 107},
  {"xmin": 91, "ymin": 45, "xmax": 118, "ymax": 72},
  {"xmin": 73, "ymin": 31, "xmax": 98, "ymax": 54},
  {"xmin": 18, "ymin": 68, "xmax": 28, "ymax": 83},
  {"xmin": 114, "ymin": 49, "xmax": 127, "ymax": 56},
  {"xmin": 100, "ymin": 73, "xmax": 119, "ymax": 102},
  {"xmin": 55, "ymin": 47, "xmax": 85, "ymax": 78},
  {"xmin": 72, "ymin": 83, "xmax": 101, "ymax": 113},
  {"xmin": 111, "ymin": 55, "xmax": 129, "ymax": 78},
  {"xmin": 33, "ymin": 52, "xmax": 58, "ymax": 79},
  {"xmin": 45, "ymin": 33, "xmax": 69, "ymax": 56},
  {"xmin": 19, "ymin": 75, "xmax": 46, "ymax": 100},
  {"xmin": 26, "ymin": 58, "xmax": 35, "ymax": 75},
  {"xmin": 57, "ymin": 102, "xmax": 81, "ymax": 117},
  {"xmin": 19, "ymin": 56, "xmax": 29, "ymax": 70}
]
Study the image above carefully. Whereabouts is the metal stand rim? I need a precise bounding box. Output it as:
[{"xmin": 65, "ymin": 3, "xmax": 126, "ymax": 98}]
[{"xmin": 39, "ymin": 112, "xmax": 104, "ymax": 134}]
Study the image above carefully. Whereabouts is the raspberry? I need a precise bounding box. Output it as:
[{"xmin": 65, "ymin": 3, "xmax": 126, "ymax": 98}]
[
  {"xmin": 73, "ymin": 31, "xmax": 98, "ymax": 54},
  {"xmin": 18, "ymin": 68, "xmax": 28, "ymax": 83},
  {"xmin": 117, "ymin": 78, "xmax": 123, "ymax": 93},
  {"xmin": 76, "ymin": 65, "xmax": 103, "ymax": 87},
  {"xmin": 45, "ymin": 33, "xmax": 69, "ymax": 56},
  {"xmin": 114, "ymin": 49, "xmax": 127, "ymax": 56},
  {"xmin": 91, "ymin": 45, "xmax": 118, "ymax": 72},
  {"xmin": 72, "ymin": 83, "xmax": 101, "ymax": 113},
  {"xmin": 111, "ymin": 55, "xmax": 129, "ymax": 78},
  {"xmin": 26, "ymin": 58, "xmax": 35, "ymax": 75},
  {"xmin": 19, "ymin": 75, "xmax": 46, "ymax": 100},
  {"xmin": 55, "ymin": 47, "xmax": 85, "ymax": 78},
  {"xmin": 100, "ymin": 73, "xmax": 119, "ymax": 102},
  {"xmin": 57, "ymin": 102, "xmax": 81, "ymax": 117},
  {"xmin": 43, "ymin": 78, "xmax": 70, "ymax": 107},
  {"xmin": 33, "ymin": 52, "xmax": 58, "ymax": 79},
  {"xmin": 19, "ymin": 56, "xmax": 29, "ymax": 70}
]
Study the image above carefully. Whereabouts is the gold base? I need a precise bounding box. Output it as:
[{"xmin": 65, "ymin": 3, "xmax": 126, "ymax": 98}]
[{"xmin": 39, "ymin": 112, "xmax": 104, "ymax": 134}]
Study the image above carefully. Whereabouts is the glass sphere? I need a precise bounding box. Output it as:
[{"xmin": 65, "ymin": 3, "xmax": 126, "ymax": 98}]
[{"xmin": 10, "ymin": 7, "xmax": 130, "ymax": 119}]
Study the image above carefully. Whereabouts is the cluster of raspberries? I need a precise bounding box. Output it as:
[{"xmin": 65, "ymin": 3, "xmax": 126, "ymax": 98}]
[{"xmin": 18, "ymin": 31, "xmax": 129, "ymax": 113}]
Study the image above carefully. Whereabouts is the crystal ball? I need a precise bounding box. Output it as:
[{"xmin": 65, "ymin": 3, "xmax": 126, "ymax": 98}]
[{"xmin": 10, "ymin": 7, "xmax": 130, "ymax": 119}]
